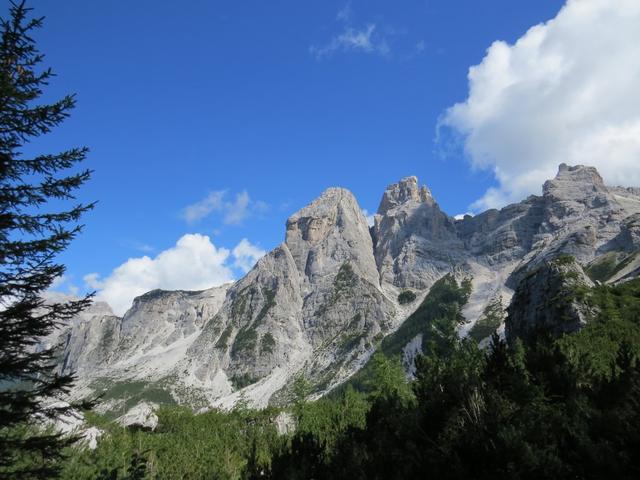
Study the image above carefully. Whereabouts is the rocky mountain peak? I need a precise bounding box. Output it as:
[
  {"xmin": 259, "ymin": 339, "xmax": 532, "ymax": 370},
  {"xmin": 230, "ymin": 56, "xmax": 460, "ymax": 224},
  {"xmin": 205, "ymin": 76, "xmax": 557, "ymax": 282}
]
[
  {"xmin": 373, "ymin": 176, "xmax": 461, "ymax": 289},
  {"xmin": 285, "ymin": 186, "xmax": 378, "ymax": 286},
  {"xmin": 557, "ymin": 163, "xmax": 604, "ymax": 185},
  {"xmin": 377, "ymin": 176, "xmax": 434, "ymax": 215},
  {"xmin": 543, "ymin": 163, "xmax": 606, "ymax": 201},
  {"xmin": 287, "ymin": 187, "xmax": 352, "ymax": 217}
]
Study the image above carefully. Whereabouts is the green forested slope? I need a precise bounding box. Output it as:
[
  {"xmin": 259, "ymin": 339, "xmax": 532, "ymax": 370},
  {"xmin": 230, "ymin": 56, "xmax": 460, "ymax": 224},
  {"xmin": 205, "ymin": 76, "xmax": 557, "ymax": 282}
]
[{"xmin": 7, "ymin": 277, "xmax": 640, "ymax": 479}]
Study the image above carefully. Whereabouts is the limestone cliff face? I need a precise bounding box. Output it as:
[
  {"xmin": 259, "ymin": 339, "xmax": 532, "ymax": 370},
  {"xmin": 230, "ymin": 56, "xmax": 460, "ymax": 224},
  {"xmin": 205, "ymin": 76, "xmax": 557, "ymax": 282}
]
[
  {"xmin": 56, "ymin": 284, "xmax": 232, "ymax": 401},
  {"xmin": 373, "ymin": 176, "xmax": 462, "ymax": 289},
  {"xmin": 182, "ymin": 187, "xmax": 395, "ymax": 406},
  {"xmin": 55, "ymin": 164, "xmax": 640, "ymax": 409},
  {"xmin": 59, "ymin": 311, "xmax": 121, "ymax": 376},
  {"xmin": 183, "ymin": 245, "xmax": 306, "ymax": 403},
  {"xmin": 535, "ymin": 164, "xmax": 631, "ymax": 261},
  {"xmin": 455, "ymin": 197, "xmax": 544, "ymax": 265},
  {"xmin": 116, "ymin": 287, "xmax": 230, "ymax": 360},
  {"xmin": 285, "ymin": 187, "xmax": 393, "ymax": 348},
  {"xmin": 287, "ymin": 188, "xmax": 380, "ymax": 289}
]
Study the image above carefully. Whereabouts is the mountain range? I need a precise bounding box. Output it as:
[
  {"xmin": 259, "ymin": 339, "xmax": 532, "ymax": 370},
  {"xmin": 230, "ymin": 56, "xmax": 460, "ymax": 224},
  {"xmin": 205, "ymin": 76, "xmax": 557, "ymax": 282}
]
[{"xmin": 52, "ymin": 163, "xmax": 640, "ymax": 413}]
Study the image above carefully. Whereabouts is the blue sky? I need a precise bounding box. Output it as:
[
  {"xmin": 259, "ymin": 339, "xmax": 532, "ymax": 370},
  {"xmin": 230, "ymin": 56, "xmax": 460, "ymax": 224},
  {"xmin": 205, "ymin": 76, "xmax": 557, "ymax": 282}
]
[{"xmin": 23, "ymin": 0, "xmax": 640, "ymax": 313}]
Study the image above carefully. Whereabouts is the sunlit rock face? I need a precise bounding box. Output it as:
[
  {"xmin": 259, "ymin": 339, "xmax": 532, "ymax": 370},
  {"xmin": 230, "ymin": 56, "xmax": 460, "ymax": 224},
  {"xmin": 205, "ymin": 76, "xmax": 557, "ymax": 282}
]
[
  {"xmin": 373, "ymin": 176, "xmax": 463, "ymax": 290},
  {"xmin": 54, "ymin": 164, "xmax": 640, "ymax": 410},
  {"xmin": 183, "ymin": 186, "xmax": 395, "ymax": 407}
]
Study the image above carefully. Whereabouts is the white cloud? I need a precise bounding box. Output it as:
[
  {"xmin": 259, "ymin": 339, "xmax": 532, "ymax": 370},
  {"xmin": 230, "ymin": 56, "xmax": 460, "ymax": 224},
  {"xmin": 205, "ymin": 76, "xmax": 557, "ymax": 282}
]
[
  {"xmin": 83, "ymin": 273, "xmax": 101, "ymax": 291},
  {"xmin": 182, "ymin": 190, "xmax": 268, "ymax": 225},
  {"xmin": 182, "ymin": 191, "xmax": 225, "ymax": 223},
  {"xmin": 362, "ymin": 209, "xmax": 375, "ymax": 227},
  {"xmin": 84, "ymin": 234, "xmax": 236, "ymax": 315},
  {"xmin": 440, "ymin": 0, "xmax": 640, "ymax": 211},
  {"xmin": 311, "ymin": 23, "xmax": 390, "ymax": 60},
  {"xmin": 50, "ymin": 275, "xmax": 68, "ymax": 290},
  {"xmin": 49, "ymin": 275, "xmax": 79, "ymax": 296},
  {"xmin": 454, "ymin": 212, "xmax": 474, "ymax": 221},
  {"xmin": 223, "ymin": 191, "xmax": 250, "ymax": 225},
  {"xmin": 232, "ymin": 238, "xmax": 266, "ymax": 273},
  {"xmin": 134, "ymin": 243, "xmax": 154, "ymax": 253}
]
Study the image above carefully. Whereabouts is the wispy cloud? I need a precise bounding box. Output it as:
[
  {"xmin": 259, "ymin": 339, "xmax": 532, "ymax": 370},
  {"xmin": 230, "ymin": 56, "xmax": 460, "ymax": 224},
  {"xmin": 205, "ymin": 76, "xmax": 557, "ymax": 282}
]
[
  {"xmin": 133, "ymin": 242, "xmax": 155, "ymax": 253},
  {"xmin": 182, "ymin": 191, "xmax": 226, "ymax": 223},
  {"xmin": 310, "ymin": 3, "xmax": 392, "ymax": 60},
  {"xmin": 311, "ymin": 23, "xmax": 390, "ymax": 60},
  {"xmin": 311, "ymin": 4, "xmax": 425, "ymax": 61},
  {"xmin": 181, "ymin": 190, "xmax": 268, "ymax": 225},
  {"xmin": 118, "ymin": 239, "xmax": 156, "ymax": 253},
  {"xmin": 223, "ymin": 191, "xmax": 250, "ymax": 225},
  {"xmin": 336, "ymin": 1, "xmax": 353, "ymax": 22}
]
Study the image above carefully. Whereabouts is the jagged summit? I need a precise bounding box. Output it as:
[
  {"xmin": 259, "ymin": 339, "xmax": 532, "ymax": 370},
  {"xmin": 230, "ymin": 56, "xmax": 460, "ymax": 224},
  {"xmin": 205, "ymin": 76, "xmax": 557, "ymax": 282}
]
[
  {"xmin": 285, "ymin": 185, "xmax": 378, "ymax": 286},
  {"xmin": 373, "ymin": 175, "xmax": 460, "ymax": 289},
  {"xmin": 286, "ymin": 187, "xmax": 358, "ymax": 224},
  {"xmin": 543, "ymin": 163, "xmax": 607, "ymax": 203},
  {"xmin": 555, "ymin": 163, "xmax": 605, "ymax": 185},
  {"xmin": 377, "ymin": 176, "xmax": 434, "ymax": 215}
]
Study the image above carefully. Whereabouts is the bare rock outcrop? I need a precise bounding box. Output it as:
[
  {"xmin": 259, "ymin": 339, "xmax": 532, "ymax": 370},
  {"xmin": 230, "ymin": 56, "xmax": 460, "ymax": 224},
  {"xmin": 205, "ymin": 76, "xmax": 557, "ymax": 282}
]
[
  {"xmin": 373, "ymin": 176, "xmax": 463, "ymax": 289},
  {"xmin": 117, "ymin": 402, "xmax": 159, "ymax": 431},
  {"xmin": 183, "ymin": 187, "xmax": 396, "ymax": 405},
  {"xmin": 506, "ymin": 257, "xmax": 596, "ymax": 344}
]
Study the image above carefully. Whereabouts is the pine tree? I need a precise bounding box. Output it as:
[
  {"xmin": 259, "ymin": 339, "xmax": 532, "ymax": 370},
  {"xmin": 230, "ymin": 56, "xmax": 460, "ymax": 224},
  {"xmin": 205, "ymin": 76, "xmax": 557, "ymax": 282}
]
[{"xmin": 0, "ymin": 1, "xmax": 94, "ymax": 477}]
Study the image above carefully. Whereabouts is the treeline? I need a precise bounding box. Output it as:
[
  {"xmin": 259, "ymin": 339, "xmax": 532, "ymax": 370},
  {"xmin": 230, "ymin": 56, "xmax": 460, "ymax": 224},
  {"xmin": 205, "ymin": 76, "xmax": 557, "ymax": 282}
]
[
  {"xmin": 4, "ymin": 277, "xmax": 638, "ymax": 478},
  {"xmin": 49, "ymin": 276, "xmax": 640, "ymax": 479},
  {"xmin": 269, "ymin": 277, "xmax": 640, "ymax": 479}
]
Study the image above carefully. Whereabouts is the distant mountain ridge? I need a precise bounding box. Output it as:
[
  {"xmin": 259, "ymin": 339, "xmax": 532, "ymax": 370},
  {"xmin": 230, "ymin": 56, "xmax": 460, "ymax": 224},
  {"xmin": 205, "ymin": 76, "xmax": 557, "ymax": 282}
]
[{"xmin": 53, "ymin": 164, "xmax": 640, "ymax": 412}]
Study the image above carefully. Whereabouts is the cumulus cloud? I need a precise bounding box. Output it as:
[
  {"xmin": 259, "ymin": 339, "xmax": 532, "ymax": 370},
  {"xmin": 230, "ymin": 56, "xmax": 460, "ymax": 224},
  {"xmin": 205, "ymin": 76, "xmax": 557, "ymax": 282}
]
[
  {"xmin": 440, "ymin": 0, "xmax": 640, "ymax": 211},
  {"xmin": 232, "ymin": 238, "xmax": 266, "ymax": 273},
  {"xmin": 84, "ymin": 235, "xmax": 267, "ymax": 316},
  {"xmin": 181, "ymin": 190, "xmax": 268, "ymax": 225},
  {"xmin": 84, "ymin": 234, "xmax": 238, "ymax": 315}
]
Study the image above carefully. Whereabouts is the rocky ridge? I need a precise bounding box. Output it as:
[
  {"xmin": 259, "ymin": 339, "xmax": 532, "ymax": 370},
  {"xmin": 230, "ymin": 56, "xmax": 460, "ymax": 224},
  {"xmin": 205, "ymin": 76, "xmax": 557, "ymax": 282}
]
[{"xmin": 55, "ymin": 164, "xmax": 640, "ymax": 410}]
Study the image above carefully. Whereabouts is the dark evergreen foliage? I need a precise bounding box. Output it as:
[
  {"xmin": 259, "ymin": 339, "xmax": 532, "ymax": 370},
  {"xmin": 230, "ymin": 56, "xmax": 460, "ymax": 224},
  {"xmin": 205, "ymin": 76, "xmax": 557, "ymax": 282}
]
[
  {"xmin": 397, "ymin": 290, "xmax": 416, "ymax": 305},
  {"xmin": 266, "ymin": 277, "xmax": 640, "ymax": 480},
  {"xmin": 0, "ymin": 1, "xmax": 93, "ymax": 477}
]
